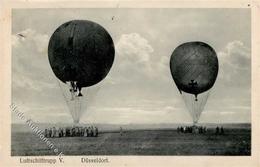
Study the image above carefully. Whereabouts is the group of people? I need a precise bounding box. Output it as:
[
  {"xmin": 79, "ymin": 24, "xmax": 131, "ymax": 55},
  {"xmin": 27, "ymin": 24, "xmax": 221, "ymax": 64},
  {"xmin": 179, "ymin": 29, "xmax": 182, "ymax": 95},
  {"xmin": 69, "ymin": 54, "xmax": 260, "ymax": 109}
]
[
  {"xmin": 176, "ymin": 125, "xmax": 225, "ymax": 134},
  {"xmin": 215, "ymin": 126, "xmax": 225, "ymax": 135},
  {"xmin": 44, "ymin": 126, "xmax": 99, "ymax": 138},
  {"xmin": 177, "ymin": 126, "xmax": 207, "ymax": 134}
]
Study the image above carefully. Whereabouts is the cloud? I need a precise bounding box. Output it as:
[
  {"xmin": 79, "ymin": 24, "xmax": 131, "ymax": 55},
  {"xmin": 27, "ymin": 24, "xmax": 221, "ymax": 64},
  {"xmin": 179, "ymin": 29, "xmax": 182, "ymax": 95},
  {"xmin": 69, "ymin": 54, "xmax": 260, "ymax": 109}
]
[
  {"xmin": 114, "ymin": 33, "xmax": 170, "ymax": 83},
  {"xmin": 12, "ymin": 29, "xmax": 53, "ymax": 92},
  {"xmin": 116, "ymin": 33, "xmax": 154, "ymax": 63},
  {"xmin": 12, "ymin": 28, "xmax": 49, "ymax": 53},
  {"xmin": 115, "ymin": 33, "xmax": 154, "ymax": 77},
  {"xmin": 202, "ymin": 41, "xmax": 251, "ymax": 123},
  {"xmin": 204, "ymin": 40, "xmax": 251, "ymax": 120},
  {"xmin": 12, "ymin": 28, "xmax": 61, "ymax": 112},
  {"xmin": 217, "ymin": 40, "xmax": 251, "ymax": 87}
]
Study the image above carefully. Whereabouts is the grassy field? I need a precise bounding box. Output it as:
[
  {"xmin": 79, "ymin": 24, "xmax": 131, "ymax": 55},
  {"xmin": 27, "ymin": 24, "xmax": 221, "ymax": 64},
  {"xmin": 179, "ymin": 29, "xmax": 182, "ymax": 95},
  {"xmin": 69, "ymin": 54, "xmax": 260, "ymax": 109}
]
[{"xmin": 11, "ymin": 128, "xmax": 250, "ymax": 156}]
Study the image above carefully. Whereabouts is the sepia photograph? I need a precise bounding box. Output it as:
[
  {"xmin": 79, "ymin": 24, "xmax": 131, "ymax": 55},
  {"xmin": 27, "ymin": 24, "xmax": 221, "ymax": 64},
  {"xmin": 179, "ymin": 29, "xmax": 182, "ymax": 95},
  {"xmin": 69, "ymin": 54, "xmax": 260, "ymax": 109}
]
[{"xmin": 10, "ymin": 7, "xmax": 252, "ymax": 157}]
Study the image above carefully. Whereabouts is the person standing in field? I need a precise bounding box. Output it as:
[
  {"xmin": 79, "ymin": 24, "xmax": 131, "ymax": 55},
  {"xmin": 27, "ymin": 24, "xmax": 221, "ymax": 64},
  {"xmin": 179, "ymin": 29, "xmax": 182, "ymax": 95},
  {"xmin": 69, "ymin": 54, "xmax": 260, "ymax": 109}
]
[
  {"xmin": 120, "ymin": 127, "xmax": 123, "ymax": 136},
  {"xmin": 94, "ymin": 127, "xmax": 98, "ymax": 137},
  {"xmin": 93, "ymin": 127, "xmax": 97, "ymax": 137},
  {"xmin": 48, "ymin": 128, "xmax": 52, "ymax": 138},
  {"xmin": 44, "ymin": 129, "xmax": 48, "ymax": 137},
  {"xmin": 81, "ymin": 127, "xmax": 84, "ymax": 136},
  {"xmin": 180, "ymin": 126, "xmax": 184, "ymax": 133},
  {"xmin": 87, "ymin": 127, "xmax": 91, "ymax": 137},
  {"xmin": 90, "ymin": 126, "xmax": 94, "ymax": 137},
  {"xmin": 63, "ymin": 128, "xmax": 66, "ymax": 137},
  {"xmin": 203, "ymin": 127, "xmax": 207, "ymax": 133},
  {"xmin": 55, "ymin": 127, "xmax": 58, "ymax": 137},
  {"xmin": 84, "ymin": 127, "xmax": 87, "ymax": 137},
  {"xmin": 216, "ymin": 126, "xmax": 219, "ymax": 134},
  {"xmin": 52, "ymin": 127, "xmax": 55, "ymax": 138},
  {"xmin": 220, "ymin": 127, "xmax": 224, "ymax": 135}
]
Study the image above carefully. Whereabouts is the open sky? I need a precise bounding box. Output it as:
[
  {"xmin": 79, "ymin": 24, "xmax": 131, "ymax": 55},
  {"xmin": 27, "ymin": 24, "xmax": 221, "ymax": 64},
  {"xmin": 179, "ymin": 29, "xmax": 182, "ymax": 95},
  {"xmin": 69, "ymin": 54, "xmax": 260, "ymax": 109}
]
[{"xmin": 12, "ymin": 8, "xmax": 251, "ymax": 124}]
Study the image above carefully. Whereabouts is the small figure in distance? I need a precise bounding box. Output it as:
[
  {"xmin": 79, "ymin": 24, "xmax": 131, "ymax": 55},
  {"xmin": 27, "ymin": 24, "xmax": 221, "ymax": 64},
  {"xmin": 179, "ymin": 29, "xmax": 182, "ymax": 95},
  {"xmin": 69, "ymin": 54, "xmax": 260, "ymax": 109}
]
[
  {"xmin": 87, "ymin": 126, "xmax": 91, "ymax": 137},
  {"xmin": 181, "ymin": 126, "xmax": 184, "ymax": 133},
  {"xmin": 49, "ymin": 128, "xmax": 52, "ymax": 138},
  {"xmin": 94, "ymin": 127, "xmax": 98, "ymax": 137},
  {"xmin": 203, "ymin": 126, "xmax": 207, "ymax": 133},
  {"xmin": 220, "ymin": 126, "xmax": 224, "ymax": 135},
  {"xmin": 93, "ymin": 127, "xmax": 97, "ymax": 137},
  {"xmin": 120, "ymin": 127, "xmax": 123, "ymax": 136},
  {"xmin": 216, "ymin": 126, "xmax": 219, "ymax": 135},
  {"xmin": 90, "ymin": 126, "xmax": 94, "ymax": 137},
  {"xmin": 44, "ymin": 128, "xmax": 48, "ymax": 138}
]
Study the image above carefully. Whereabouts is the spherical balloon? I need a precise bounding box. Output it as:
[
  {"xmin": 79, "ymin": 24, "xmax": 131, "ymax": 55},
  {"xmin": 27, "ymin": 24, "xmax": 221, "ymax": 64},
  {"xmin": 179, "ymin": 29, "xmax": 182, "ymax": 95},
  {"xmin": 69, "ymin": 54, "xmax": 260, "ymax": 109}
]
[
  {"xmin": 170, "ymin": 41, "xmax": 218, "ymax": 96},
  {"xmin": 48, "ymin": 20, "xmax": 115, "ymax": 88}
]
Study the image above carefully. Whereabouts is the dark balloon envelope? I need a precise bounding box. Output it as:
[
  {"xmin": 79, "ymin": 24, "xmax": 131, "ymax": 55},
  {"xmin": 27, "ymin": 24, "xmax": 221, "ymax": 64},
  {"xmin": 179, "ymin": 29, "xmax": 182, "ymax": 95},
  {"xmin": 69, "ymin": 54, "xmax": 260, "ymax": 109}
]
[
  {"xmin": 48, "ymin": 20, "xmax": 115, "ymax": 88},
  {"xmin": 170, "ymin": 42, "xmax": 218, "ymax": 96}
]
